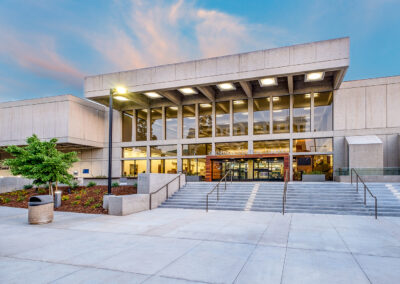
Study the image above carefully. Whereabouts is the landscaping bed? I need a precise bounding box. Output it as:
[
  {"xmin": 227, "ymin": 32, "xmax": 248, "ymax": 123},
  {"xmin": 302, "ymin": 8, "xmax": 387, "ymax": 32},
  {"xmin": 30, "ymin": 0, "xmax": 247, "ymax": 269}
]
[{"xmin": 0, "ymin": 185, "xmax": 137, "ymax": 214}]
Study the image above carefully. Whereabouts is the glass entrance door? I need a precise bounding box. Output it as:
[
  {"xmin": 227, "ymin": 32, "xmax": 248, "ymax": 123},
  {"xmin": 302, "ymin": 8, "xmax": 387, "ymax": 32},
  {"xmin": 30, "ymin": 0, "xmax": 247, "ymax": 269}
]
[
  {"xmin": 253, "ymin": 158, "xmax": 284, "ymax": 181},
  {"xmin": 230, "ymin": 160, "xmax": 247, "ymax": 181}
]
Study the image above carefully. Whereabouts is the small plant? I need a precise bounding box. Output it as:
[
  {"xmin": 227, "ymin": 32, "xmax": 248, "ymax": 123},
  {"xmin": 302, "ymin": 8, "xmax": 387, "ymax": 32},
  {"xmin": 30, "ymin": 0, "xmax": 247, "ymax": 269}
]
[
  {"xmin": 80, "ymin": 189, "xmax": 87, "ymax": 195},
  {"xmin": 23, "ymin": 184, "xmax": 33, "ymax": 190},
  {"xmin": 133, "ymin": 182, "xmax": 137, "ymax": 187},
  {"xmin": 111, "ymin": 182, "xmax": 119, "ymax": 187},
  {"xmin": 91, "ymin": 203, "xmax": 101, "ymax": 209},
  {"xmin": 72, "ymin": 200, "xmax": 80, "ymax": 205},
  {"xmin": 70, "ymin": 181, "xmax": 79, "ymax": 190},
  {"xmin": 2, "ymin": 197, "xmax": 10, "ymax": 203},
  {"xmin": 16, "ymin": 196, "xmax": 26, "ymax": 202},
  {"xmin": 84, "ymin": 197, "xmax": 95, "ymax": 207},
  {"xmin": 62, "ymin": 195, "xmax": 70, "ymax": 201},
  {"xmin": 87, "ymin": 181, "xmax": 96, "ymax": 188},
  {"xmin": 37, "ymin": 188, "xmax": 47, "ymax": 194},
  {"xmin": 19, "ymin": 190, "xmax": 27, "ymax": 196},
  {"xmin": 94, "ymin": 189, "xmax": 101, "ymax": 194},
  {"xmin": 75, "ymin": 194, "xmax": 82, "ymax": 200}
]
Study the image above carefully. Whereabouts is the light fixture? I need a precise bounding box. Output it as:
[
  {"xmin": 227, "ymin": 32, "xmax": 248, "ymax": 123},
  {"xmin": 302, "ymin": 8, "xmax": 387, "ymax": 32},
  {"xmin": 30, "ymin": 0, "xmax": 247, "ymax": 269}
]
[
  {"xmin": 233, "ymin": 100, "xmax": 244, "ymax": 105},
  {"xmin": 305, "ymin": 72, "xmax": 324, "ymax": 82},
  {"xmin": 304, "ymin": 107, "xmax": 310, "ymax": 110},
  {"xmin": 169, "ymin": 106, "xmax": 178, "ymax": 110},
  {"xmin": 178, "ymin": 87, "xmax": 197, "ymax": 95},
  {"xmin": 273, "ymin": 110, "xmax": 282, "ymax": 113},
  {"xmin": 259, "ymin": 77, "xmax": 277, "ymax": 87},
  {"xmin": 200, "ymin": 103, "xmax": 211, "ymax": 108},
  {"xmin": 270, "ymin": 97, "xmax": 280, "ymax": 101},
  {"xmin": 144, "ymin": 92, "xmax": 162, "ymax": 98},
  {"xmin": 216, "ymin": 82, "xmax": 236, "ymax": 91},
  {"xmin": 305, "ymin": 93, "xmax": 311, "ymax": 98},
  {"xmin": 114, "ymin": 96, "xmax": 129, "ymax": 101},
  {"xmin": 115, "ymin": 86, "xmax": 128, "ymax": 95}
]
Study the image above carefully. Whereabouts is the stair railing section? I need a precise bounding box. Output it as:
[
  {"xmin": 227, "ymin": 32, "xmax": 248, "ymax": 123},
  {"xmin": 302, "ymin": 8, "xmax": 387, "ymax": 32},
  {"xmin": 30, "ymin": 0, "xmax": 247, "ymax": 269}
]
[
  {"xmin": 351, "ymin": 168, "xmax": 378, "ymax": 219},
  {"xmin": 282, "ymin": 169, "xmax": 290, "ymax": 215},
  {"xmin": 206, "ymin": 170, "xmax": 233, "ymax": 212},
  {"xmin": 149, "ymin": 172, "xmax": 185, "ymax": 210}
]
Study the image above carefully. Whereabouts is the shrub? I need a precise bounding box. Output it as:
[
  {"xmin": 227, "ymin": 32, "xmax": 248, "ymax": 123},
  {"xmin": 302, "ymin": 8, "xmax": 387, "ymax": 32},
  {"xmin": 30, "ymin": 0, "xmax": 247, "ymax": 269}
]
[
  {"xmin": 2, "ymin": 197, "xmax": 10, "ymax": 203},
  {"xmin": 111, "ymin": 182, "xmax": 119, "ymax": 187},
  {"xmin": 91, "ymin": 203, "xmax": 101, "ymax": 209},
  {"xmin": 62, "ymin": 195, "xmax": 70, "ymax": 201},
  {"xmin": 70, "ymin": 181, "xmax": 79, "ymax": 190},
  {"xmin": 23, "ymin": 184, "xmax": 33, "ymax": 190},
  {"xmin": 84, "ymin": 197, "xmax": 95, "ymax": 207},
  {"xmin": 72, "ymin": 200, "xmax": 80, "ymax": 206},
  {"xmin": 87, "ymin": 181, "xmax": 96, "ymax": 188},
  {"xmin": 19, "ymin": 190, "xmax": 27, "ymax": 196},
  {"xmin": 94, "ymin": 189, "xmax": 101, "ymax": 194},
  {"xmin": 37, "ymin": 188, "xmax": 47, "ymax": 194},
  {"xmin": 75, "ymin": 195, "xmax": 82, "ymax": 200},
  {"xmin": 16, "ymin": 196, "xmax": 26, "ymax": 202},
  {"xmin": 80, "ymin": 189, "xmax": 87, "ymax": 195}
]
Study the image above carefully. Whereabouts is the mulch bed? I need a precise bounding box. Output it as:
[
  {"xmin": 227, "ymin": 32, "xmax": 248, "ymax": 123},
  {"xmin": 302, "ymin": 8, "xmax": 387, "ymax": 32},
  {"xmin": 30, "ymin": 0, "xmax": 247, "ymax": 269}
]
[{"xmin": 0, "ymin": 185, "xmax": 137, "ymax": 214}]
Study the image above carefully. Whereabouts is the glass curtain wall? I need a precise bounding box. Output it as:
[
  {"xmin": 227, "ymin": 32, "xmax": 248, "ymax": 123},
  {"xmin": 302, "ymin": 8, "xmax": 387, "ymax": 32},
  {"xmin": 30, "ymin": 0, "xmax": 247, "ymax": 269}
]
[
  {"xmin": 150, "ymin": 145, "xmax": 177, "ymax": 157},
  {"xmin": 293, "ymin": 94, "xmax": 311, "ymax": 132},
  {"xmin": 293, "ymin": 138, "xmax": 333, "ymax": 153},
  {"xmin": 272, "ymin": 96, "xmax": 290, "ymax": 133},
  {"xmin": 136, "ymin": 109, "xmax": 147, "ymax": 141},
  {"xmin": 182, "ymin": 158, "xmax": 206, "ymax": 178},
  {"xmin": 253, "ymin": 98, "xmax": 270, "ymax": 135},
  {"xmin": 183, "ymin": 105, "xmax": 196, "ymax": 139},
  {"xmin": 314, "ymin": 92, "xmax": 333, "ymax": 131},
  {"xmin": 122, "ymin": 111, "xmax": 133, "ymax": 142},
  {"xmin": 165, "ymin": 107, "xmax": 178, "ymax": 140},
  {"xmin": 233, "ymin": 100, "xmax": 248, "ymax": 135},
  {"xmin": 215, "ymin": 142, "xmax": 248, "ymax": 155},
  {"xmin": 253, "ymin": 140, "xmax": 290, "ymax": 154},
  {"xmin": 151, "ymin": 159, "xmax": 177, "ymax": 174},
  {"xmin": 182, "ymin": 144, "xmax": 211, "ymax": 156},
  {"xmin": 293, "ymin": 155, "xmax": 333, "ymax": 181},
  {"xmin": 123, "ymin": 147, "xmax": 147, "ymax": 158},
  {"xmin": 150, "ymin": 108, "xmax": 162, "ymax": 140},
  {"xmin": 199, "ymin": 103, "xmax": 212, "ymax": 138},
  {"xmin": 122, "ymin": 160, "xmax": 147, "ymax": 177},
  {"xmin": 215, "ymin": 101, "xmax": 230, "ymax": 137}
]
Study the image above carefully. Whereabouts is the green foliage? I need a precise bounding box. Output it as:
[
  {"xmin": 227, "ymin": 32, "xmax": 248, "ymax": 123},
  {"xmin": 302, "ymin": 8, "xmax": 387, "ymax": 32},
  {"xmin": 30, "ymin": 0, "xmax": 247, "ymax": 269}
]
[
  {"xmin": 80, "ymin": 189, "xmax": 87, "ymax": 195},
  {"xmin": 4, "ymin": 134, "xmax": 79, "ymax": 190},
  {"xmin": 23, "ymin": 184, "xmax": 33, "ymax": 190},
  {"xmin": 1, "ymin": 197, "xmax": 10, "ymax": 203},
  {"xmin": 84, "ymin": 197, "xmax": 95, "ymax": 207},
  {"xmin": 37, "ymin": 188, "xmax": 47, "ymax": 194},
  {"xmin": 133, "ymin": 182, "xmax": 137, "ymax": 187},
  {"xmin": 61, "ymin": 195, "xmax": 70, "ymax": 201},
  {"xmin": 44, "ymin": 184, "xmax": 50, "ymax": 189},
  {"xmin": 94, "ymin": 189, "xmax": 101, "ymax": 194},
  {"xmin": 70, "ymin": 181, "xmax": 79, "ymax": 189},
  {"xmin": 111, "ymin": 182, "xmax": 119, "ymax": 187},
  {"xmin": 75, "ymin": 194, "xmax": 82, "ymax": 200},
  {"xmin": 72, "ymin": 200, "xmax": 80, "ymax": 206},
  {"xmin": 87, "ymin": 181, "xmax": 96, "ymax": 188},
  {"xmin": 91, "ymin": 203, "xmax": 101, "ymax": 209},
  {"xmin": 16, "ymin": 196, "xmax": 26, "ymax": 202}
]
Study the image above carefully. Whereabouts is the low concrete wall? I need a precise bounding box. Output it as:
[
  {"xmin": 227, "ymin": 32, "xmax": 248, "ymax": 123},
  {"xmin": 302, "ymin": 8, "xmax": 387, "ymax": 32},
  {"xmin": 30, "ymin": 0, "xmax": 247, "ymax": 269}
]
[
  {"xmin": 0, "ymin": 177, "xmax": 32, "ymax": 193},
  {"xmin": 335, "ymin": 175, "xmax": 400, "ymax": 182},
  {"xmin": 82, "ymin": 178, "xmax": 137, "ymax": 186},
  {"xmin": 108, "ymin": 194, "xmax": 149, "ymax": 216},
  {"xmin": 138, "ymin": 173, "xmax": 182, "ymax": 194},
  {"xmin": 302, "ymin": 174, "xmax": 325, "ymax": 182}
]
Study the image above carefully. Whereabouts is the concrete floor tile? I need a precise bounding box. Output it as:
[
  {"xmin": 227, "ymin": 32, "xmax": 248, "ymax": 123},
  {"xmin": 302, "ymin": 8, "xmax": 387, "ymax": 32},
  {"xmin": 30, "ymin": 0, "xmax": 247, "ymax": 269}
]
[
  {"xmin": 258, "ymin": 214, "xmax": 291, "ymax": 247},
  {"xmin": 355, "ymin": 254, "xmax": 400, "ymax": 284},
  {"xmin": 143, "ymin": 275, "xmax": 206, "ymax": 284}
]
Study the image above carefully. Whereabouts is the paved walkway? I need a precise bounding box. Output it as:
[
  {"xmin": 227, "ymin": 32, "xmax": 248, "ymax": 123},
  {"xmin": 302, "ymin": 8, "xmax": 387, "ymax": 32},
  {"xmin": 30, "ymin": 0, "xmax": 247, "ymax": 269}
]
[{"xmin": 1, "ymin": 206, "xmax": 400, "ymax": 283}]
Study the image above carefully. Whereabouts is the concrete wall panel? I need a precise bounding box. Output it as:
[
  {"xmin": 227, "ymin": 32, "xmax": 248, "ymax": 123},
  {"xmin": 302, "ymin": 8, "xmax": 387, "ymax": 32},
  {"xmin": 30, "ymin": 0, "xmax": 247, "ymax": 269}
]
[
  {"xmin": 346, "ymin": 87, "xmax": 365, "ymax": 130},
  {"xmin": 387, "ymin": 83, "xmax": 400, "ymax": 127},
  {"xmin": 316, "ymin": 38, "xmax": 349, "ymax": 61},
  {"xmin": 365, "ymin": 85, "xmax": 386, "ymax": 128},
  {"xmin": 291, "ymin": 43, "xmax": 316, "ymax": 65},
  {"xmin": 217, "ymin": 55, "xmax": 239, "ymax": 75},
  {"xmin": 175, "ymin": 62, "xmax": 196, "ymax": 81},
  {"xmin": 102, "ymin": 73, "xmax": 120, "ymax": 90},
  {"xmin": 153, "ymin": 65, "xmax": 176, "ymax": 83},
  {"xmin": 333, "ymin": 89, "xmax": 346, "ymax": 130},
  {"xmin": 196, "ymin": 58, "xmax": 217, "ymax": 78},
  {"xmin": 266, "ymin": 46, "xmax": 290, "ymax": 68},
  {"xmin": 239, "ymin": 50, "xmax": 264, "ymax": 72}
]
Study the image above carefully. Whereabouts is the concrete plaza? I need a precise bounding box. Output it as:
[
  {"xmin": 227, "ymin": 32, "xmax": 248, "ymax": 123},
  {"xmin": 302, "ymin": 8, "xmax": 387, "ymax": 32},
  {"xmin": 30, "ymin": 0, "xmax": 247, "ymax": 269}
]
[{"xmin": 1, "ymin": 206, "xmax": 400, "ymax": 283}]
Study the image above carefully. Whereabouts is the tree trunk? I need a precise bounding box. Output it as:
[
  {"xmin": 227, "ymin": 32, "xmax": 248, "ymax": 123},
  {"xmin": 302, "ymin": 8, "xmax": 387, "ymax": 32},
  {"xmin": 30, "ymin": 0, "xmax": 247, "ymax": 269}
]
[
  {"xmin": 49, "ymin": 182, "xmax": 53, "ymax": 196},
  {"xmin": 55, "ymin": 180, "xmax": 58, "ymax": 192}
]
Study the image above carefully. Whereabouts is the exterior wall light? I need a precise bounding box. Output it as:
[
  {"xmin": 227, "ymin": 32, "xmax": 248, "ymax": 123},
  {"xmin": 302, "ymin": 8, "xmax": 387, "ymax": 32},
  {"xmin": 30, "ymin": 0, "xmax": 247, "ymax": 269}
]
[
  {"xmin": 178, "ymin": 87, "xmax": 197, "ymax": 95},
  {"xmin": 144, "ymin": 92, "xmax": 162, "ymax": 98},
  {"xmin": 305, "ymin": 72, "xmax": 324, "ymax": 82},
  {"xmin": 259, "ymin": 77, "xmax": 277, "ymax": 87},
  {"xmin": 217, "ymin": 83, "xmax": 236, "ymax": 91}
]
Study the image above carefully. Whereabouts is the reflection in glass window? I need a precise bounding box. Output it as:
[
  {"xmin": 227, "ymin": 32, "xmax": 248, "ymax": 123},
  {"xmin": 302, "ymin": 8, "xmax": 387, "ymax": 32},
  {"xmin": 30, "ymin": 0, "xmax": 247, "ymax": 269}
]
[
  {"xmin": 314, "ymin": 92, "xmax": 333, "ymax": 131},
  {"xmin": 199, "ymin": 103, "xmax": 212, "ymax": 138},
  {"xmin": 253, "ymin": 98, "xmax": 270, "ymax": 135},
  {"xmin": 183, "ymin": 105, "xmax": 196, "ymax": 139},
  {"xmin": 136, "ymin": 109, "xmax": 147, "ymax": 141},
  {"xmin": 150, "ymin": 108, "xmax": 162, "ymax": 140},
  {"xmin": 123, "ymin": 147, "xmax": 147, "ymax": 158},
  {"xmin": 272, "ymin": 96, "xmax": 290, "ymax": 133},
  {"xmin": 122, "ymin": 160, "xmax": 147, "ymax": 177},
  {"xmin": 150, "ymin": 145, "xmax": 177, "ymax": 157},
  {"xmin": 122, "ymin": 111, "xmax": 133, "ymax": 142},
  {"xmin": 233, "ymin": 100, "xmax": 248, "ymax": 136},
  {"xmin": 293, "ymin": 94, "xmax": 311, "ymax": 132},
  {"xmin": 216, "ymin": 101, "xmax": 230, "ymax": 137},
  {"xmin": 253, "ymin": 140, "xmax": 290, "ymax": 154},
  {"xmin": 165, "ymin": 107, "xmax": 178, "ymax": 140},
  {"xmin": 182, "ymin": 144, "xmax": 212, "ymax": 156},
  {"xmin": 293, "ymin": 154, "xmax": 333, "ymax": 181},
  {"xmin": 151, "ymin": 159, "xmax": 177, "ymax": 174},
  {"xmin": 215, "ymin": 142, "xmax": 248, "ymax": 155},
  {"xmin": 182, "ymin": 158, "xmax": 206, "ymax": 179},
  {"xmin": 293, "ymin": 138, "xmax": 333, "ymax": 152}
]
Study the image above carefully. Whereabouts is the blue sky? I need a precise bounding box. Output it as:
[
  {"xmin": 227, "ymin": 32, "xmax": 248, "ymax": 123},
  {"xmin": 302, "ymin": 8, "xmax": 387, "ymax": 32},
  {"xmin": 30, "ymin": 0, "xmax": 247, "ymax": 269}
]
[{"xmin": 0, "ymin": 0, "xmax": 399, "ymax": 102}]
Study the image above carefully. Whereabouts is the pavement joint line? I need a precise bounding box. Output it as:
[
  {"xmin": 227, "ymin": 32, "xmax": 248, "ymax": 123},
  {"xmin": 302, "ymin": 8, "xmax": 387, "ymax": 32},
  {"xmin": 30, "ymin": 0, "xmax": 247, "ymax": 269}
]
[
  {"xmin": 47, "ymin": 266, "xmax": 86, "ymax": 283},
  {"xmin": 279, "ymin": 213, "xmax": 292, "ymax": 284},
  {"xmin": 141, "ymin": 274, "xmax": 213, "ymax": 284}
]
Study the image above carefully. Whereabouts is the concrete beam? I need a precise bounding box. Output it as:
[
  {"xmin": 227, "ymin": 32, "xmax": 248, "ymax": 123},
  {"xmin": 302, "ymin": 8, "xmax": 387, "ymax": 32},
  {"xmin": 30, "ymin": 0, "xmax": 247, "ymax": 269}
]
[
  {"xmin": 197, "ymin": 86, "xmax": 215, "ymax": 101},
  {"xmin": 126, "ymin": 93, "xmax": 150, "ymax": 108},
  {"xmin": 159, "ymin": 91, "xmax": 182, "ymax": 105},
  {"xmin": 287, "ymin": 75, "xmax": 294, "ymax": 94},
  {"xmin": 333, "ymin": 69, "xmax": 347, "ymax": 90},
  {"xmin": 239, "ymin": 81, "xmax": 252, "ymax": 98}
]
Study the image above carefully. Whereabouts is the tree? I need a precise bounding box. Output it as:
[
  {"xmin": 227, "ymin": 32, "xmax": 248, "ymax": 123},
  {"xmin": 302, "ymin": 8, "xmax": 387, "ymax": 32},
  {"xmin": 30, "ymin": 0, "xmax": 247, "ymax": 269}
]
[{"xmin": 3, "ymin": 135, "xmax": 79, "ymax": 196}]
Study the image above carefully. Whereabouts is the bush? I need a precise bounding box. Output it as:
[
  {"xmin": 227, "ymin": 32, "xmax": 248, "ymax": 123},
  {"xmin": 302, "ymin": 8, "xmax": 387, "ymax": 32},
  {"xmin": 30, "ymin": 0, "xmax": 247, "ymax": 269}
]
[
  {"xmin": 80, "ymin": 189, "xmax": 87, "ymax": 195},
  {"xmin": 23, "ymin": 184, "xmax": 33, "ymax": 190},
  {"xmin": 62, "ymin": 195, "xmax": 70, "ymax": 201},
  {"xmin": 91, "ymin": 203, "xmax": 101, "ymax": 209},
  {"xmin": 37, "ymin": 188, "xmax": 47, "ymax": 194},
  {"xmin": 1, "ymin": 197, "xmax": 10, "ymax": 204},
  {"xmin": 16, "ymin": 196, "xmax": 26, "ymax": 202},
  {"xmin": 94, "ymin": 189, "xmax": 101, "ymax": 194},
  {"xmin": 70, "ymin": 181, "xmax": 79, "ymax": 190},
  {"xmin": 84, "ymin": 197, "xmax": 95, "ymax": 207},
  {"xmin": 72, "ymin": 200, "xmax": 80, "ymax": 206},
  {"xmin": 111, "ymin": 182, "xmax": 119, "ymax": 187},
  {"xmin": 75, "ymin": 195, "xmax": 82, "ymax": 200},
  {"xmin": 87, "ymin": 181, "xmax": 96, "ymax": 188}
]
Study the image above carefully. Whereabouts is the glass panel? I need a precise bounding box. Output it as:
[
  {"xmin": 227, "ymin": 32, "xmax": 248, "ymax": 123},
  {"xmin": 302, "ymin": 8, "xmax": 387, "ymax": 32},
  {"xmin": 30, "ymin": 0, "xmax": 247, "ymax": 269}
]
[
  {"xmin": 293, "ymin": 155, "xmax": 333, "ymax": 181},
  {"xmin": 151, "ymin": 159, "xmax": 162, "ymax": 173},
  {"xmin": 293, "ymin": 138, "xmax": 333, "ymax": 152},
  {"xmin": 198, "ymin": 158, "xmax": 206, "ymax": 178},
  {"xmin": 233, "ymin": 100, "xmax": 248, "ymax": 136},
  {"xmin": 272, "ymin": 96, "xmax": 290, "ymax": 133},
  {"xmin": 165, "ymin": 106, "xmax": 178, "ymax": 140},
  {"xmin": 182, "ymin": 144, "xmax": 212, "ymax": 156},
  {"xmin": 122, "ymin": 160, "xmax": 147, "ymax": 177},
  {"xmin": 215, "ymin": 101, "xmax": 230, "ymax": 137},
  {"xmin": 164, "ymin": 159, "xmax": 178, "ymax": 174},
  {"xmin": 122, "ymin": 111, "xmax": 133, "ymax": 142},
  {"xmin": 150, "ymin": 108, "xmax": 162, "ymax": 140},
  {"xmin": 182, "ymin": 159, "xmax": 197, "ymax": 175},
  {"xmin": 123, "ymin": 147, "xmax": 147, "ymax": 158},
  {"xmin": 183, "ymin": 105, "xmax": 196, "ymax": 139},
  {"xmin": 293, "ymin": 94, "xmax": 311, "ymax": 132},
  {"xmin": 314, "ymin": 92, "xmax": 333, "ymax": 131},
  {"xmin": 253, "ymin": 140, "xmax": 290, "ymax": 154},
  {"xmin": 150, "ymin": 145, "xmax": 177, "ymax": 157},
  {"xmin": 136, "ymin": 109, "xmax": 147, "ymax": 141},
  {"xmin": 151, "ymin": 159, "xmax": 177, "ymax": 173},
  {"xmin": 215, "ymin": 142, "xmax": 248, "ymax": 155},
  {"xmin": 253, "ymin": 98, "xmax": 270, "ymax": 135},
  {"xmin": 199, "ymin": 103, "xmax": 212, "ymax": 138}
]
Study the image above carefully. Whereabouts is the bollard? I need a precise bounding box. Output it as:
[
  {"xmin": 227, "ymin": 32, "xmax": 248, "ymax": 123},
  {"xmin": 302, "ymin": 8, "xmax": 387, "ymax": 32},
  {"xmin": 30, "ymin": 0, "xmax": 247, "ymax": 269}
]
[{"xmin": 54, "ymin": 191, "xmax": 62, "ymax": 208}]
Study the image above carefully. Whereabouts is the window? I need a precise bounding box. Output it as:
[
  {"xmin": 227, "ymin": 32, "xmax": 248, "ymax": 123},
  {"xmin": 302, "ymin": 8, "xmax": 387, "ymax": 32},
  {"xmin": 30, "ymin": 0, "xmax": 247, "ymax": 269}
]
[
  {"xmin": 253, "ymin": 140, "xmax": 290, "ymax": 154},
  {"xmin": 253, "ymin": 98, "xmax": 270, "ymax": 135},
  {"xmin": 293, "ymin": 155, "xmax": 333, "ymax": 181},
  {"xmin": 314, "ymin": 92, "xmax": 333, "ymax": 131},
  {"xmin": 151, "ymin": 159, "xmax": 177, "ymax": 174},
  {"xmin": 165, "ymin": 107, "xmax": 178, "ymax": 140},
  {"xmin": 182, "ymin": 144, "xmax": 212, "ymax": 156},
  {"xmin": 233, "ymin": 100, "xmax": 248, "ymax": 136},
  {"xmin": 272, "ymin": 96, "xmax": 290, "ymax": 133},
  {"xmin": 215, "ymin": 142, "xmax": 248, "ymax": 155},
  {"xmin": 199, "ymin": 103, "xmax": 212, "ymax": 138},
  {"xmin": 150, "ymin": 145, "xmax": 177, "ymax": 157},
  {"xmin": 150, "ymin": 108, "xmax": 162, "ymax": 140},
  {"xmin": 293, "ymin": 94, "xmax": 311, "ymax": 132},
  {"xmin": 136, "ymin": 109, "xmax": 147, "ymax": 141},
  {"xmin": 122, "ymin": 111, "xmax": 133, "ymax": 142},
  {"xmin": 293, "ymin": 138, "xmax": 333, "ymax": 152},
  {"xmin": 122, "ymin": 160, "xmax": 147, "ymax": 177},
  {"xmin": 215, "ymin": 101, "xmax": 230, "ymax": 137},
  {"xmin": 182, "ymin": 158, "xmax": 206, "ymax": 178},
  {"xmin": 123, "ymin": 147, "xmax": 147, "ymax": 158},
  {"xmin": 183, "ymin": 105, "xmax": 196, "ymax": 139}
]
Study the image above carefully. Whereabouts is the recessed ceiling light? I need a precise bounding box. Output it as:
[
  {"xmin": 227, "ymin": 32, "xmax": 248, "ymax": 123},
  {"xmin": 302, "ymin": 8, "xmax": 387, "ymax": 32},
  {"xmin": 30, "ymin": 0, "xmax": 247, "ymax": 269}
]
[
  {"xmin": 217, "ymin": 83, "xmax": 236, "ymax": 91},
  {"xmin": 259, "ymin": 77, "xmax": 277, "ymax": 87},
  {"xmin": 169, "ymin": 106, "xmax": 178, "ymax": 110},
  {"xmin": 233, "ymin": 100, "xmax": 244, "ymax": 105},
  {"xmin": 115, "ymin": 86, "xmax": 128, "ymax": 94},
  {"xmin": 178, "ymin": 87, "xmax": 197, "ymax": 95},
  {"xmin": 305, "ymin": 72, "xmax": 324, "ymax": 82},
  {"xmin": 305, "ymin": 93, "xmax": 311, "ymax": 98},
  {"xmin": 200, "ymin": 103, "xmax": 211, "ymax": 108},
  {"xmin": 272, "ymin": 97, "xmax": 280, "ymax": 101},
  {"xmin": 144, "ymin": 92, "xmax": 162, "ymax": 98},
  {"xmin": 114, "ymin": 96, "xmax": 129, "ymax": 101}
]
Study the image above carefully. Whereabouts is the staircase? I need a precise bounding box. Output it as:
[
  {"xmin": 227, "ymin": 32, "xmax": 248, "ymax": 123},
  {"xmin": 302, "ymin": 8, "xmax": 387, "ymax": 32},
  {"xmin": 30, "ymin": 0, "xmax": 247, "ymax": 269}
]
[{"xmin": 362, "ymin": 183, "xmax": 400, "ymax": 216}]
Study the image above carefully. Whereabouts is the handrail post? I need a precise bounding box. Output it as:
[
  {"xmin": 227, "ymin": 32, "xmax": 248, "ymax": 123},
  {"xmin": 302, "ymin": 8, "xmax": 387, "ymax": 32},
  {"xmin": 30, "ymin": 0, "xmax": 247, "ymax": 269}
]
[
  {"xmin": 375, "ymin": 198, "xmax": 377, "ymax": 219},
  {"xmin": 149, "ymin": 194, "xmax": 152, "ymax": 210},
  {"xmin": 166, "ymin": 184, "xmax": 169, "ymax": 200},
  {"xmin": 364, "ymin": 184, "xmax": 366, "ymax": 205}
]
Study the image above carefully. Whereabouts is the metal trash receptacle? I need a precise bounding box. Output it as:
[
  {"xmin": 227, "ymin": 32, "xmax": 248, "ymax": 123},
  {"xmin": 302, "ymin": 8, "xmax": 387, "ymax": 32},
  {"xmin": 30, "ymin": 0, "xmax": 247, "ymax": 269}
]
[{"xmin": 28, "ymin": 195, "xmax": 54, "ymax": 224}]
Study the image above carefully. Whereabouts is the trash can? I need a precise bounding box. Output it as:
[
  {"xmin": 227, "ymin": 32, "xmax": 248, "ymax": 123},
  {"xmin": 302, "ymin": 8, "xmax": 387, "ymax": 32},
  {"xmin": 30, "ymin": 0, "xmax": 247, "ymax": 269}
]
[{"xmin": 28, "ymin": 195, "xmax": 54, "ymax": 224}]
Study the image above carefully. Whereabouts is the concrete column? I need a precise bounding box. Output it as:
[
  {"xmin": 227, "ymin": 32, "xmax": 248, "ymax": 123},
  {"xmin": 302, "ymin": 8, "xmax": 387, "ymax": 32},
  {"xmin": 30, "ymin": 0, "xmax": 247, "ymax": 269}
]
[
  {"xmin": 195, "ymin": 103, "xmax": 199, "ymax": 139},
  {"xmin": 177, "ymin": 143, "xmax": 182, "ymax": 172},
  {"xmin": 161, "ymin": 106, "xmax": 166, "ymax": 140},
  {"xmin": 177, "ymin": 105, "xmax": 182, "ymax": 139},
  {"xmin": 248, "ymin": 98, "xmax": 254, "ymax": 136},
  {"xmin": 248, "ymin": 140, "xmax": 253, "ymax": 154},
  {"xmin": 211, "ymin": 102, "xmax": 216, "ymax": 138},
  {"xmin": 290, "ymin": 94, "xmax": 293, "ymax": 134},
  {"xmin": 230, "ymin": 100, "xmax": 233, "ymax": 136},
  {"xmin": 146, "ymin": 146, "xmax": 151, "ymax": 174},
  {"xmin": 311, "ymin": 92, "xmax": 315, "ymax": 132},
  {"xmin": 132, "ymin": 109, "xmax": 136, "ymax": 141},
  {"xmin": 289, "ymin": 139, "xmax": 293, "ymax": 181},
  {"xmin": 146, "ymin": 108, "xmax": 151, "ymax": 141},
  {"xmin": 269, "ymin": 96, "xmax": 273, "ymax": 134}
]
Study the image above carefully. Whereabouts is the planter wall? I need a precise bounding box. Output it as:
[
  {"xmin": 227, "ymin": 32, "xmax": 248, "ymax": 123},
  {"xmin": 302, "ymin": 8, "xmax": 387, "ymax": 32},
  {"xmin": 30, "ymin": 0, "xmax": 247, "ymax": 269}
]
[{"xmin": 302, "ymin": 174, "xmax": 326, "ymax": 182}]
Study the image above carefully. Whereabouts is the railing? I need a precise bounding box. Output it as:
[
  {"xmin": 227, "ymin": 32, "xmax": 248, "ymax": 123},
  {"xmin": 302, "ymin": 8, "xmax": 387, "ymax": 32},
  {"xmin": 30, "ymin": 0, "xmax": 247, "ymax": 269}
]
[
  {"xmin": 351, "ymin": 168, "xmax": 378, "ymax": 219},
  {"xmin": 282, "ymin": 170, "xmax": 290, "ymax": 215},
  {"xmin": 336, "ymin": 167, "xmax": 400, "ymax": 176},
  {"xmin": 206, "ymin": 170, "xmax": 232, "ymax": 212},
  {"xmin": 149, "ymin": 172, "xmax": 184, "ymax": 210}
]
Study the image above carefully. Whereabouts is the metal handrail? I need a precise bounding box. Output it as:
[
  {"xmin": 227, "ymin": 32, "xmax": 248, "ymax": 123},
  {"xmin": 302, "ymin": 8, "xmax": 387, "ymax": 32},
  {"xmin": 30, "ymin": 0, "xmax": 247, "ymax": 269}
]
[
  {"xmin": 206, "ymin": 170, "xmax": 232, "ymax": 212},
  {"xmin": 351, "ymin": 168, "xmax": 378, "ymax": 219},
  {"xmin": 149, "ymin": 172, "xmax": 183, "ymax": 210},
  {"xmin": 282, "ymin": 169, "xmax": 290, "ymax": 215}
]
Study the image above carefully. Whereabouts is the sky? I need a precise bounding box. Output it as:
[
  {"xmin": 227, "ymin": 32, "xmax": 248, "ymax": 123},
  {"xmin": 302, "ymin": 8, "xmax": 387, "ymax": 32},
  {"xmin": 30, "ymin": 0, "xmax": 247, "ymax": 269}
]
[{"xmin": 0, "ymin": 0, "xmax": 399, "ymax": 102}]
